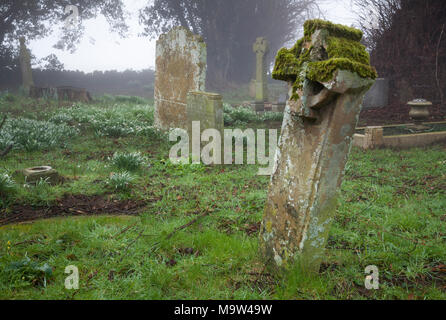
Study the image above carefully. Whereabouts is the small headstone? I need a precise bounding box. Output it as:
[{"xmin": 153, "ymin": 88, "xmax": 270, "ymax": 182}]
[
  {"xmin": 186, "ymin": 91, "xmax": 223, "ymax": 136},
  {"xmin": 19, "ymin": 37, "xmax": 34, "ymax": 94},
  {"xmin": 154, "ymin": 27, "xmax": 207, "ymax": 130}
]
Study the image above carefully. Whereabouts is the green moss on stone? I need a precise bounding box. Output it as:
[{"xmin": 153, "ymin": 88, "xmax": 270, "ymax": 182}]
[
  {"xmin": 326, "ymin": 37, "xmax": 370, "ymax": 65},
  {"xmin": 307, "ymin": 58, "xmax": 378, "ymax": 83},
  {"xmin": 304, "ymin": 19, "xmax": 363, "ymax": 42},
  {"xmin": 272, "ymin": 19, "xmax": 377, "ymax": 101},
  {"xmin": 272, "ymin": 48, "xmax": 300, "ymax": 82}
]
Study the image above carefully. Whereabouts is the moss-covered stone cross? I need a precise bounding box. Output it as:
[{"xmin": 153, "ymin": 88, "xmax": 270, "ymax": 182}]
[{"xmin": 260, "ymin": 20, "xmax": 377, "ymax": 273}]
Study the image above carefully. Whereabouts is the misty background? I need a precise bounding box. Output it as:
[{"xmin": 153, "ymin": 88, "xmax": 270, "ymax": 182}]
[{"xmin": 0, "ymin": 0, "xmax": 444, "ymax": 106}]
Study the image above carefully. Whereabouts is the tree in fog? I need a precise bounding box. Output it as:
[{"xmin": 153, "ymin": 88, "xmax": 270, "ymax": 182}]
[
  {"xmin": 140, "ymin": 0, "xmax": 318, "ymax": 88},
  {"xmin": 0, "ymin": 0, "xmax": 128, "ymax": 70},
  {"xmin": 354, "ymin": 0, "xmax": 446, "ymax": 106}
]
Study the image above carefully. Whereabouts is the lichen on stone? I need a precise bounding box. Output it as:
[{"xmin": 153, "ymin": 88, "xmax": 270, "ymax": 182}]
[{"xmin": 272, "ymin": 19, "xmax": 377, "ymax": 101}]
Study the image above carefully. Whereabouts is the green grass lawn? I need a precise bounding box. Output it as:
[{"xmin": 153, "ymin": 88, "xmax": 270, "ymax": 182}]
[{"xmin": 0, "ymin": 94, "xmax": 445, "ymax": 300}]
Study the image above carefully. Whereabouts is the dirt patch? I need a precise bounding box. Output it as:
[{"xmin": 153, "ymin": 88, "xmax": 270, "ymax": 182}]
[
  {"xmin": 0, "ymin": 194, "xmax": 147, "ymax": 227},
  {"xmin": 243, "ymin": 222, "xmax": 261, "ymax": 236}
]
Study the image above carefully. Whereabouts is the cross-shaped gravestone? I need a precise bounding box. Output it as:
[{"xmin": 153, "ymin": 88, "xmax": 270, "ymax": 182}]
[
  {"xmin": 260, "ymin": 20, "xmax": 377, "ymax": 273},
  {"xmin": 252, "ymin": 37, "xmax": 269, "ymax": 111}
]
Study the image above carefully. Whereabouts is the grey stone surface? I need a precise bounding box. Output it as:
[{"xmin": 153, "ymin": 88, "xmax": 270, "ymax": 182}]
[{"xmin": 363, "ymin": 78, "xmax": 389, "ymax": 108}]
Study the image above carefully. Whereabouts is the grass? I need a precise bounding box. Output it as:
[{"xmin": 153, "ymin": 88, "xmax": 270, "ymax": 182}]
[{"xmin": 0, "ymin": 95, "xmax": 445, "ymax": 300}]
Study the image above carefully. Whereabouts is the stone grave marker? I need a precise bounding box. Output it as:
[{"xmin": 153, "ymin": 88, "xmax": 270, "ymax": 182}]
[
  {"xmin": 186, "ymin": 91, "xmax": 223, "ymax": 135},
  {"xmin": 259, "ymin": 20, "xmax": 377, "ymax": 272},
  {"xmin": 252, "ymin": 37, "xmax": 269, "ymax": 111},
  {"xmin": 154, "ymin": 27, "xmax": 207, "ymax": 130}
]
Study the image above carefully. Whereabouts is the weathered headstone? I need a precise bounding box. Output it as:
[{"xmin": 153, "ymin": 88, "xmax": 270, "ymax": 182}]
[
  {"xmin": 260, "ymin": 20, "xmax": 377, "ymax": 272},
  {"xmin": 19, "ymin": 37, "xmax": 34, "ymax": 94},
  {"xmin": 187, "ymin": 91, "xmax": 223, "ymax": 135},
  {"xmin": 57, "ymin": 86, "xmax": 92, "ymax": 103},
  {"xmin": 363, "ymin": 78, "xmax": 389, "ymax": 108},
  {"xmin": 29, "ymin": 86, "xmax": 57, "ymax": 100},
  {"xmin": 252, "ymin": 37, "xmax": 269, "ymax": 111},
  {"xmin": 154, "ymin": 27, "xmax": 207, "ymax": 130}
]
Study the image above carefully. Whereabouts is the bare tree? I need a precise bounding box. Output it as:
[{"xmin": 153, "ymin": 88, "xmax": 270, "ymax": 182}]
[{"xmin": 353, "ymin": 0, "xmax": 446, "ymax": 107}]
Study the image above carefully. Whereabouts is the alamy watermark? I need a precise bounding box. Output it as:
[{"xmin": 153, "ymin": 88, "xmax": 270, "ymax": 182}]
[
  {"xmin": 364, "ymin": 265, "xmax": 379, "ymax": 290},
  {"xmin": 64, "ymin": 5, "xmax": 79, "ymax": 29},
  {"xmin": 169, "ymin": 121, "xmax": 278, "ymax": 175},
  {"xmin": 65, "ymin": 265, "xmax": 79, "ymax": 290}
]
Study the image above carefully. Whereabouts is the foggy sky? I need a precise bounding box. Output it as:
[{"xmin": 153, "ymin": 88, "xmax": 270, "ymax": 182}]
[{"xmin": 29, "ymin": 0, "xmax": 357, "ymax": 73}]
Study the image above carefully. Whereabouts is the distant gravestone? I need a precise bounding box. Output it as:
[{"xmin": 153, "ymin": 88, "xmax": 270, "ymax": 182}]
[
  {"xmin": 19, "ymin": 37, "xmax": 34, "ymax": 94},
  {"xmin": 187, "ymin": 91, "xmax": 223, "ymax": 136},
  {"xmin": 184, "ymin": 91, "xmax": 224, "ymax": 164},
  {"xmin": 252, "ymin": 37, "xmax": 269, "ymax": 111},
  {"xmin": 363, "ymin": 78, "xmax": 389, "ymax": 108},
  {"xmin": 154, "ymin": 27, "xmax": 207, "ymax": 130},
  {"xmin": 57, "ymin": 86, "xmax": 92, "ymax": 103}
]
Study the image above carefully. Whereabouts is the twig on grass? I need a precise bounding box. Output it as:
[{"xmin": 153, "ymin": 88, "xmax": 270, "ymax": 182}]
[
  {"xmin": 146, "ymin": 211, "xmax": 210, "ymax": 256},
  {"xmin": 13, "ymin": 239, "xmax": 39, "ymax": 246},
  {"xmin": 112, "ymin": 222, "xmax": 138, "ymax": 239},
  {"xmin": 165, "ymin": 211, "xmax": 209, "ymax": 240},
  {"xmin": 119, "ymin": 228, "xmax": 145, "ymax": 262}
]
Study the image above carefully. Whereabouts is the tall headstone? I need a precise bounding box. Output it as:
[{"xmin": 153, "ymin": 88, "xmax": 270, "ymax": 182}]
[
  {"xmin": 252, "ymin": 37, "xmax": 269, "ymax": 111},
  {"xmin": 154, "ymin": 27, "xmax": 207, "ymax": 130},
  {"xmin": 19, "ymin": 37, "xmax": 34, "ymax": 94},
  {"xmin": 260, "ymin": 20, "xmax": 377, "ymax": 273}
]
